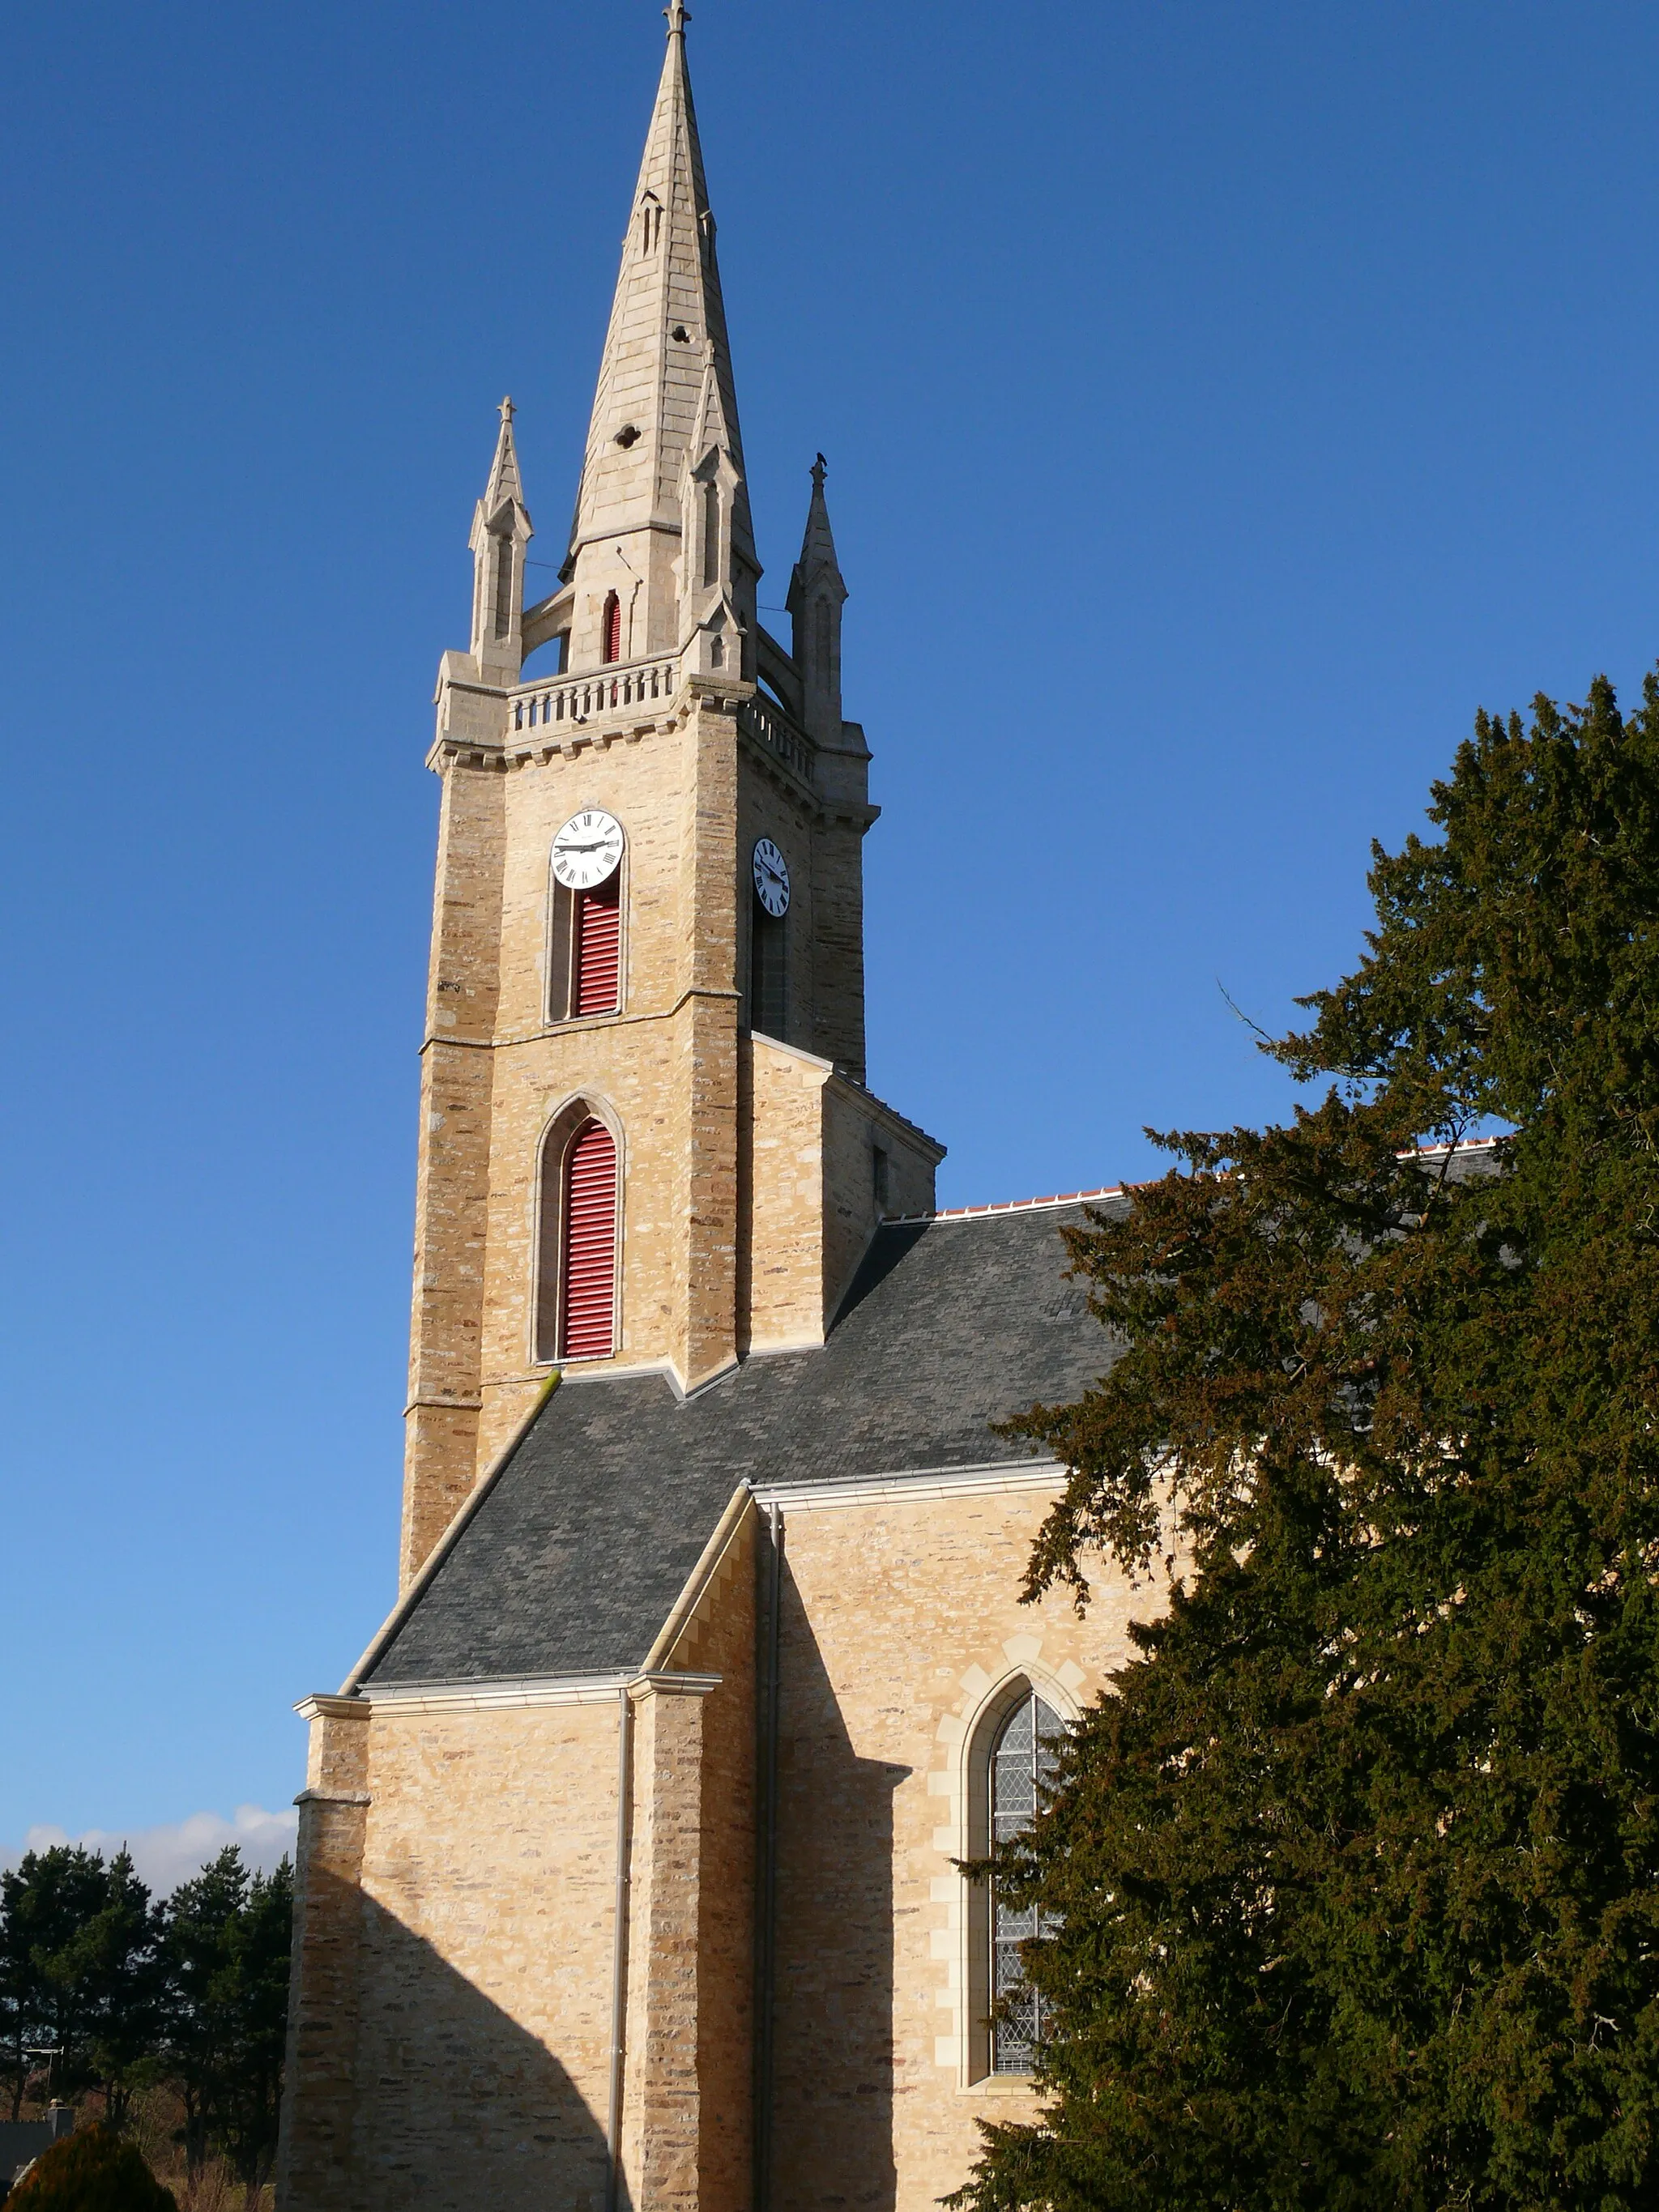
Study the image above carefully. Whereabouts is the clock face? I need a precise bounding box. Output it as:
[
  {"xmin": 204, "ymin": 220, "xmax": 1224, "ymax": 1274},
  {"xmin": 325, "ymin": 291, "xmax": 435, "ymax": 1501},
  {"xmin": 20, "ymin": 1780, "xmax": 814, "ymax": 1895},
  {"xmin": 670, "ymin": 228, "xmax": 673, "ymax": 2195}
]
[
  {"xmin": 552, "ymin": 809, "xmax": 625, "ymax": 891},
  {"xmin": 753, "ymin": 837, "xmax": 791, "ymax": 918}
]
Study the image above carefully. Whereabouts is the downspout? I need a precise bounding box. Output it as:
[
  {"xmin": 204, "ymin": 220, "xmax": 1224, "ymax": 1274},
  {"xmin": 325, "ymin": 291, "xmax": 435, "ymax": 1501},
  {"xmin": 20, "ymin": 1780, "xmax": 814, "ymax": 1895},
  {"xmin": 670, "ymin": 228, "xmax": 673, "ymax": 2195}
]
[
  {"xmin": 606, "ymin": 1681, "xmax": 635, "ymax": 2212},
  {"xmin": 754, "ymin": 1501, "xmax": 783, "ymax": 2212}
]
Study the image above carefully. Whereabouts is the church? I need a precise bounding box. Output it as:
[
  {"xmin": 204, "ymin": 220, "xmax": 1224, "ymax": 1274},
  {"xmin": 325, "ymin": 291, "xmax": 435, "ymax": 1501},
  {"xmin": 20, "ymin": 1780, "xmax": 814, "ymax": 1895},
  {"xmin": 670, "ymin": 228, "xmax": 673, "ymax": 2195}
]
[{"xmin": 274, "ymin": 15, "xmax": 1154, "ymax": 2210}]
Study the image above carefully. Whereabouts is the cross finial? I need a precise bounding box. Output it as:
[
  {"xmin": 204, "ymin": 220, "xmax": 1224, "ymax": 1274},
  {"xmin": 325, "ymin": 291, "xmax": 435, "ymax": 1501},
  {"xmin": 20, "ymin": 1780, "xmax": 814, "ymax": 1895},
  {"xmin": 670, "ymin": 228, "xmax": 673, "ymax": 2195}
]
[
  {"xmin": 665, "ymin": 1, "xmax": 690, "ymax": 36},
  {"xmin": 499, "ymin": 395, "xmax": 515, "ymax": 426},
  {"xmin": 811, "ymin": 452, "xmax": 828, "ymax": 492}
]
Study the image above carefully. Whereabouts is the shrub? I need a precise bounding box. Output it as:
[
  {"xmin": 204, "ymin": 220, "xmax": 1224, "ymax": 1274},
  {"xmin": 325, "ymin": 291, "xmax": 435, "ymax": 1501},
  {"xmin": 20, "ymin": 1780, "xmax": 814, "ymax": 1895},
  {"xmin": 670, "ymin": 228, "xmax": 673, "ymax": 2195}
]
[{"xmin": 7, "ymin": 2124, "xmax": 177, "ymax": 2210}]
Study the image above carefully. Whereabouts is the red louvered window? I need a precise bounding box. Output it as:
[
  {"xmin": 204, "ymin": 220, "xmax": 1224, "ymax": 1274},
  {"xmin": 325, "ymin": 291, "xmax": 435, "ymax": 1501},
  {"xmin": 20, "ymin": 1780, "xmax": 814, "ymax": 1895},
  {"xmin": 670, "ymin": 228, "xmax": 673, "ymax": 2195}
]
[
  {"xmin": 561, "ymin": 1120, "xmax": 617, "ymax": 1360},
  {"xmin": 603, "ymin": 590, "xmax": 623, "ymax": 664},
  {"xmin": 573, "ymin": 875, "xmax": 621, "ymax": 1016}
]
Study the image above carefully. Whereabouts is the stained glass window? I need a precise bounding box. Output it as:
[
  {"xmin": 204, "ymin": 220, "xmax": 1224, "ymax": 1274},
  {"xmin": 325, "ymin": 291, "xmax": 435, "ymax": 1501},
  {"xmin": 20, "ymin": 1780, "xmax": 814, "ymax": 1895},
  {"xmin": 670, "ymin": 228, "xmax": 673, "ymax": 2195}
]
[{"xmin": 990, "ymin": 1690, "xmax": 1064, "ymax": 2073}]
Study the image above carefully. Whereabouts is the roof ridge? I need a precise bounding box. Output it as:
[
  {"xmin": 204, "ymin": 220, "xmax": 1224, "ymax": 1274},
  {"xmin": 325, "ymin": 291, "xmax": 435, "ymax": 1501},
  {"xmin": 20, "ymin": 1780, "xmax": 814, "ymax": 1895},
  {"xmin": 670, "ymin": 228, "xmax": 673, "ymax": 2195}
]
[
  {"xmin": 882, "ymin": 1184, "xmax": 1125, "ymax": 1226},
  {"xmin": 885, "ymin": 1137, "xmax": 1507, "ymax": 1227}
]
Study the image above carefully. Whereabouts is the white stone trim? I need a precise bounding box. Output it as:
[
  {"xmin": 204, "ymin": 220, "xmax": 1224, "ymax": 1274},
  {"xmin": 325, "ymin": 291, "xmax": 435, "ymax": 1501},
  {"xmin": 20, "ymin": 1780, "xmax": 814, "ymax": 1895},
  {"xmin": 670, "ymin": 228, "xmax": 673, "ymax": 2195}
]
[
  {"xmin": 642, "ymin": 1485, "xmax": 754, "ymax": 1669},
  {"xmin": 294, "ymin": 1694, "xmax": 369, "ymax": 1724},
  {"xmin": 353, "ymin": 1669, "xmax": 722, "ymax": 1715},
  {"xmin": 885, "ymin": 1185, "xmax": 1124, "ymax": 1226},
  {"xmin": 529, "ymin": 1091, "xmax": 628, "ymax": 1372},
  {"xmin": 881, "ymin": 1140, "xmax": 1504, "ymax": 1230},
  {"xmin": 552, "ymin": 1355, "xmax": 682, "ymax": 1391},
  {"xmin": 750, "ymin": 1458, "xmax": 1065, "ymax": 1511}
]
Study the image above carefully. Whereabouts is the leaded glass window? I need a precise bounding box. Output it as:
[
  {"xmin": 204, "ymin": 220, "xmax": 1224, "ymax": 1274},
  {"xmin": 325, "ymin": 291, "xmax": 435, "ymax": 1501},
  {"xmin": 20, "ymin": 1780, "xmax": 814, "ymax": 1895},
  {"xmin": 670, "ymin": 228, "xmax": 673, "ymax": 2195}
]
[{"xmin": 990, "ymin": 1690, "xmax": 1064, "ymax": 2073}]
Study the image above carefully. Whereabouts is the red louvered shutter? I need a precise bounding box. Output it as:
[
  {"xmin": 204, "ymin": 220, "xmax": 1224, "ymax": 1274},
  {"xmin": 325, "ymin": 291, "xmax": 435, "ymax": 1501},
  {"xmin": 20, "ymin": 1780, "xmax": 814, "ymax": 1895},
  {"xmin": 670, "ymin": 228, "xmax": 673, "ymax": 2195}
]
[
  {"xmin": 573, "ymin": 876, "xmax": 621, "ymax": 1016},
  {"xmin": 603, "ymin": 592, "xmax": 622, "ymax": 664},
  {"xmin": 561, "ymin": 1120, "xmax": 617, "ymax": 1359}
]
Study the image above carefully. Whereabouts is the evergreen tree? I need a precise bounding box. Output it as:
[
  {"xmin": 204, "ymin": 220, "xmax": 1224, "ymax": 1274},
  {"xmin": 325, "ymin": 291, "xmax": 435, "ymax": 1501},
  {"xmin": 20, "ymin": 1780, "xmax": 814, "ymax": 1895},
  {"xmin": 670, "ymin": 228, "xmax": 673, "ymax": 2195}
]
[
  {"xmin": 0, "ymin": 1849, "xmax": 157, "ymax": 2124},
  {"xmin": 1, "ymin": 1869, "xmax": 29, "ymax": 2121},
  {"xmin": 157, "ymin": 1849, "xmax": 292, "ymax": 2192},
  {"xmin": 955, "ymin": 675, "xmax": 1659, "ymax": 2211}
]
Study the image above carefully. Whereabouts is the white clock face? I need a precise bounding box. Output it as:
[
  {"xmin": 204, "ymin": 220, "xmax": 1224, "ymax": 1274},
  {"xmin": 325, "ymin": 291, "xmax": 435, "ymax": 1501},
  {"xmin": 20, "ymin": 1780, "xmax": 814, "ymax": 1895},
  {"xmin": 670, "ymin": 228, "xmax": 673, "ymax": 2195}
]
[
  {"xmin": 753, "ymin": 837, "xmax": 790, "ymax": 918},
  {"xmin": 552, "ymin": 809, "xmax": 625, "ymax": 891}
]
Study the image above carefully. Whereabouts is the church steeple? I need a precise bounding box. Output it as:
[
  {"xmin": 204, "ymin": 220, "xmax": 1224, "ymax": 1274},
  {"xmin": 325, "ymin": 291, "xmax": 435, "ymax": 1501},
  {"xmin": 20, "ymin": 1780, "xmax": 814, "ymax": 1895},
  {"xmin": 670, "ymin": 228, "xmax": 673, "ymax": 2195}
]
[
  {"xmin": 561, "ymin": 5, "xmax": 757, "ymax": 671},
  {"xmin": 468, "ymin": 397, "xmax": 532, "ymax": 685},
  {"xmin": 403, "ymin": 9, "xmax": 931, "ymax": 1592}
]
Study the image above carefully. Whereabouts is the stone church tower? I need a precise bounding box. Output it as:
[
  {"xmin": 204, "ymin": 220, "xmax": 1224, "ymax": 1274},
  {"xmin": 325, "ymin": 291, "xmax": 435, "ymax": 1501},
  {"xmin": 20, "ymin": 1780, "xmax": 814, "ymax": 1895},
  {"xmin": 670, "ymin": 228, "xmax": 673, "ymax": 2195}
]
[
  {"xmin": 399, "ymin": 0, "xmax": 936, "ymax": 1592},
  {"xmin": 275, "ymin": 16, "xmax": 1145, "ymax": 2211}
]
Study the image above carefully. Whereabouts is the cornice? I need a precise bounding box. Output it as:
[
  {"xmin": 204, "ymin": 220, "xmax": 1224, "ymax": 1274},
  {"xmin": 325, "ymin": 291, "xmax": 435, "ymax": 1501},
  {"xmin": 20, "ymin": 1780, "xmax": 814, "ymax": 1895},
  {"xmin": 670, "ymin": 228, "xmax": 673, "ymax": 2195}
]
[
  {"xmin": 419, "ymin": 983, "xmax": 743, "ymax": 1058},
  {"xmin": 335, "ymin": 1669, "xmax": 724, "ymax": 1715},
  {"xmin": 750, "ymin": 1457, "xmax": 1067, "ymax": 1512}
]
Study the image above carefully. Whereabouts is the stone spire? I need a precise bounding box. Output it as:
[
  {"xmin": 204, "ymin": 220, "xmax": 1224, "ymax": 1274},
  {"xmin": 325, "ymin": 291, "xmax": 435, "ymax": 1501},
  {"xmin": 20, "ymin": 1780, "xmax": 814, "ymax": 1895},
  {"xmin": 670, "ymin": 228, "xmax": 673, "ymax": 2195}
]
[
  {"xmin": 787, "ymin": 454, "xmax": 847, "ymax": 742},
  {"xmin": 483, "ymin": 394, "xmax": 527, "ymax": 512},
  {"xmin": 469, "ymin": 397, "xmax": 533, "ymax": 684},
  {"xmin": 561, "ymin": 5, "xmax": 757, "ymax": 670}
]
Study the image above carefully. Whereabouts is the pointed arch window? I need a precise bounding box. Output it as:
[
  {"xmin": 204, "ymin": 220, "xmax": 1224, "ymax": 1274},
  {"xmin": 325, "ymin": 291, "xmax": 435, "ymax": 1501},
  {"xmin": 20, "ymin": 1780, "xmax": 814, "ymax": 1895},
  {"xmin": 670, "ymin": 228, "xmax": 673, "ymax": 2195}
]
[
  {"xmin": 602, "ymin": 591, "xmax": 623, "ymax": 665},
  {"xmin": 989, "ymin": 1690, "xmax": 1064, "ymax": 2073},
  {"xmin": 535, "ymin": 1110, "xmax": 620, "ymax": 1364}
]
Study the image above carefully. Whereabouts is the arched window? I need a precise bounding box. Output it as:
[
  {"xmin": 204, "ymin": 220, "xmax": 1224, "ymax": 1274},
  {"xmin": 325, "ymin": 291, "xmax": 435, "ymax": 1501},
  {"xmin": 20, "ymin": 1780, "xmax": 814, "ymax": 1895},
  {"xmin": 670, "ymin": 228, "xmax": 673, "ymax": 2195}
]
[
  {"xmin": 989, "ymin": 1690, "xmax": 1064, "ymax": 2073},
  {"xmin": 602, "ymin": 590, "xmax": 623, "ymax": 664},
  {"xmin": 535, "ymin": 1110, "xmax": 620, "ymax": 1363}
]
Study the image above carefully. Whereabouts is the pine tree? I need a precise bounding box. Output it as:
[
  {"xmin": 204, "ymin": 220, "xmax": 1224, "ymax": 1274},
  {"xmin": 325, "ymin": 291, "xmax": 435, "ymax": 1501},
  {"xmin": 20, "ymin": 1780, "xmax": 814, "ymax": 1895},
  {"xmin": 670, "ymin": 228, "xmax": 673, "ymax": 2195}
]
[
  {"xmin": 955, "ymin": 675, "xmax": 1659, "ymax": 2211},
  {"xmin": 157, "ymin": 1848, "xmax": 292, "ymax": 2192},
  {"xmin": 0, "ymin": 1849, "xmax": 157, "ymax": 2124}
]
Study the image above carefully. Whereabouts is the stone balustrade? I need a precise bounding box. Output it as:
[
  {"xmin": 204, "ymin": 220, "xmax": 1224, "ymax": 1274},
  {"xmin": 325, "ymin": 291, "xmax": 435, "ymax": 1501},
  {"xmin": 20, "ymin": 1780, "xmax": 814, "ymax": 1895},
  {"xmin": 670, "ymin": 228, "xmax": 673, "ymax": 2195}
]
[
  {"xmin": 505, "ymin": 657, "xmax": 817, "ymax": 786},
  {"xmin": 740, "ymin": 693, "xmax": 816, "ymax": 784},
  {"xmin": 510, "ymin": 657, "xmax": 679, "ymax": 734}
]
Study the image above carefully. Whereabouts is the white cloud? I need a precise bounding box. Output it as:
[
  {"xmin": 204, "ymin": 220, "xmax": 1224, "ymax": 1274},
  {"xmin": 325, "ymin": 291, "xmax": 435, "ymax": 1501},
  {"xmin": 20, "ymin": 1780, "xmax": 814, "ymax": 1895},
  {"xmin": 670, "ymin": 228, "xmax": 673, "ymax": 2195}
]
[{"xmin": 1, "ymin": 1806, "xmax": 298, "ymax": 1896}]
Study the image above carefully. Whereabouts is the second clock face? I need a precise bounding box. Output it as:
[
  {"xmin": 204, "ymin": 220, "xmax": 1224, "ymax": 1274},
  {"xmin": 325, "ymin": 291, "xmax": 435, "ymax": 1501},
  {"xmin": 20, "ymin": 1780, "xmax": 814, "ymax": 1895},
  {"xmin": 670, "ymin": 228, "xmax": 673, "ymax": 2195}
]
[
  {"xmin": 552, "ymin": 809, "xmax": 625, "ymax": 890},
  {"xmin": 753, "ymin": 837, "xmax": 791, "ymax": 918}
]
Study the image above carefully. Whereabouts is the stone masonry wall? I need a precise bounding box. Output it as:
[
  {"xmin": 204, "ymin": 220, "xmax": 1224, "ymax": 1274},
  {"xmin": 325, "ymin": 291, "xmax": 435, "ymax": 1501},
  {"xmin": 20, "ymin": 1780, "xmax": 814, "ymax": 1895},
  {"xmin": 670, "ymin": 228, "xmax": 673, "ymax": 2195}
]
[
  {"xmin": 275, "ymin": 1703, "xmax": 371, "ymax": 2212},
  {"xmin": 343, "ymin": 1699, "xmax": 621, "ymax": 2212},
  {"xmin": 742, "ymin": 1039, "xmax": 940, "ymax": 1355},
  {"xmin": 743, "ymin": 1037, "xmax": 831, "ymax": 1353},
  {"xmin": 659, "ymin": 1502, "xmax": 757, "ymax": 2212},
  {"xmin": 400, "ymin": 757, "xmax": 505, "ymax": 1588},
  {"xmin": 766, "ymin": 1484, "xmax": 1154, "ymax": 2212}
]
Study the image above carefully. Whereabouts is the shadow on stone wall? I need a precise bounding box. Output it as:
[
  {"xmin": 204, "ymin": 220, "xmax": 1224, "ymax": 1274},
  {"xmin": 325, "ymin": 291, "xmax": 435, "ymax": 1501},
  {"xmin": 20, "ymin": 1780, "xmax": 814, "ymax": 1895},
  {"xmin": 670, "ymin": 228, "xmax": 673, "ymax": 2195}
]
[
  {"xmin": 284, "ymin": 1871, "xmax": 612, "ymax": 2212},
  {"xmin": 768, "ymin": 1571, "xmax": 911, "ymax": 2212}
]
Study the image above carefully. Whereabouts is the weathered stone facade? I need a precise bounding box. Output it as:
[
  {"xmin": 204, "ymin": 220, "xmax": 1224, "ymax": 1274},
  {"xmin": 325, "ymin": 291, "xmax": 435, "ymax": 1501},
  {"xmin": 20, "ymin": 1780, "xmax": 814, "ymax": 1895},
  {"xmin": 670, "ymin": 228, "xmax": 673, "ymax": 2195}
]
[{"xmin": 276, "ymin": 15, "xmax": 1144, "ymax": 2210}]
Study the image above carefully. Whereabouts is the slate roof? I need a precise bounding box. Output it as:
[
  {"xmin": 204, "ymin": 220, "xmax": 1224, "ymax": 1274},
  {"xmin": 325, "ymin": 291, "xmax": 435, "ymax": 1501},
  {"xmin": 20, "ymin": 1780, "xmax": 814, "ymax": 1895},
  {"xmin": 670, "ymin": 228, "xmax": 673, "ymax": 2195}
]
[{"xmin": 360, "ymin": 1199, "xmax": 1127, "ymax": 1689}]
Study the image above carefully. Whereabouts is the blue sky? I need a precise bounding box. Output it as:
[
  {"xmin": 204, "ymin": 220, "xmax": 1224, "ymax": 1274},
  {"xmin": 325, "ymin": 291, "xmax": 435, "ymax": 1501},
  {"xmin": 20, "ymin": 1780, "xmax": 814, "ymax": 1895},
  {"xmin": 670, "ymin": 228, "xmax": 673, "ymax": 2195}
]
[{"xmin": 3, "ymin": 0, "xmax": 1658, "ymax": 1860}]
